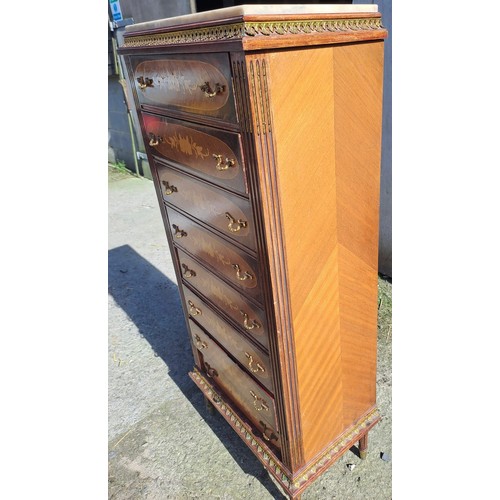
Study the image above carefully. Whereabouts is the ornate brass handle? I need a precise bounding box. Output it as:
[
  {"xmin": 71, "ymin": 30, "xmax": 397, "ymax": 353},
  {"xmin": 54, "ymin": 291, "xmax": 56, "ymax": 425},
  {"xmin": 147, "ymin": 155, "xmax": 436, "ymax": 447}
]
[
  {"xmin": 194, "ymin": 334, "xmax": 208, "ymax": 349},
  {"xmin": 162, "ymin": 181, "xmax": 177, "ymax": 195},
  {"xmin": 200, "ymin": 82, "xmax": 225, "ymax": 98},
  {"xmin": 240, "ymin": 311, "xmax": 260, "ymax": 331},
  {"xmin": 245, "ymin": 352, "xmax": 265, "ymax": 373},
  {"xmin": 137, "ymin": 76, "xmax": 154, "ymax": 90},
  {"xmin": 225, "ymin": 212, "xmax": 248, "ymax": 233},
  {"xmin": 188, "ymin": 300, "xmax": 202, "ymax": 316},
  {"xmin": 181, "ymin": 263, "xmax": 196, "ymax": 278},
  {"xmin": 148, "ymin": 133, "xmax": 163, "ymax": 146},
  {"xmin": 213, "ymin": 154, "xmax": 235, "ymax": 171},
  {"xmin": 204, "ymin": 362, "xmax": 218, "ymax": 378},
  {"xmin": 232, "ymin": 264, "xmax": 253, "ymax": 281},
  {"xmin": 250, "ymin": 390, "xmax": 269, "ymax": 412},
  {"xmin": 259, "ymin": 421, "xmax": 277, "ymax": 442},
  {"xmin": 172, "ymin": 224, "xmax": 187, "ymax": 238}
]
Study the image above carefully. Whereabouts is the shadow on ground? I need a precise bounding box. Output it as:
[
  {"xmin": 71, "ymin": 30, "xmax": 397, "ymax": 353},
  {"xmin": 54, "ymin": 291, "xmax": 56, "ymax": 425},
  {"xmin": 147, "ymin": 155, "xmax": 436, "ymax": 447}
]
[{"xmin": 108, "ymin": 244, "xmax": 286, "ymax": 499}]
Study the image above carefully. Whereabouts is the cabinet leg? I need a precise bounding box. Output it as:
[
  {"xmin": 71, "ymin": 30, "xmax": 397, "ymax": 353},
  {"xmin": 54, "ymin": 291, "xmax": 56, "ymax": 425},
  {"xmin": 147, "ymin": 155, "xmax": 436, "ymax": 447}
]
[
  {"xmin": 359, "ymin": 433, "xmax": 368, "ymax": 460},
  {"xmin": 204, "ymin": 396, "xmax": 215, "ymax": 415}
]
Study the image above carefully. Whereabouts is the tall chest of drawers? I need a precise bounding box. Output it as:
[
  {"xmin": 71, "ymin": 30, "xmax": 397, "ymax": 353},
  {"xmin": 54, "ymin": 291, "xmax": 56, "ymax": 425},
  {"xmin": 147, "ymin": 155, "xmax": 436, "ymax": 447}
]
[{"xmin": 119, "ymin": 5, "xmax": 387, "ymax": 499}]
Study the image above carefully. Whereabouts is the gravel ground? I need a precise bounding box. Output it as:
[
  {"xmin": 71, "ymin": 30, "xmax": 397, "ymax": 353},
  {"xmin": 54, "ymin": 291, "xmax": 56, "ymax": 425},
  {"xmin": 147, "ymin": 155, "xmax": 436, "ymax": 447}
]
[{"xmin": 108, "ymin": 165, "xmax": 392, "ymax": 499}]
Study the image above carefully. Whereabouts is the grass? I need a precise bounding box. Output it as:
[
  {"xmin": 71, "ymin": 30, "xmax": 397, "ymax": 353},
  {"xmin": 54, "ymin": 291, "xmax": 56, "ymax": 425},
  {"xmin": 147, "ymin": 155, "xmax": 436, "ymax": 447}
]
[{"xmin": 377, "ymin": 275, "xmax": 392, "ymax": 340}]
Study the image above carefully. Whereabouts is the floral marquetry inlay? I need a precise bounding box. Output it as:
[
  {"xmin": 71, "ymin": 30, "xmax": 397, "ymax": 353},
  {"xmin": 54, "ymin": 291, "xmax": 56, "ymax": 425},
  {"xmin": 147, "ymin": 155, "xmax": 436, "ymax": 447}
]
[{"xmin": 165, "ymin": 132, "xmax": 210, "ymax": 159}]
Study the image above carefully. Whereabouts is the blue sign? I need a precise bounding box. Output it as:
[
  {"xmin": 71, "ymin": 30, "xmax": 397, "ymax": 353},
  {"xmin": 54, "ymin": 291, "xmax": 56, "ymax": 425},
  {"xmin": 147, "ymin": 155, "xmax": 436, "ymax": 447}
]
[{"xmin": 109, "ymin": 0, "xmax": 123, "ymax": 22}]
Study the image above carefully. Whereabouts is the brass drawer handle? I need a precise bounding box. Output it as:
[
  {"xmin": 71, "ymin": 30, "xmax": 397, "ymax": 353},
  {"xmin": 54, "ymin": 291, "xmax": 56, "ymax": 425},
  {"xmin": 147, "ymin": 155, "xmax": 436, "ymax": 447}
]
[
  {"xmin": 200, "ymin": 81, "xmax": 225, "ymax": 98},
  {"xmin": 188, "ymin": 300, "xmax": 202, "ymax": 316},
  {"xmin": 181, "ymin": 263, "xmax": 196, "ymax": 278},
  {"xmin": 213, "ymin": 154, "xmax": 235, "ymax": 171},
  {"xmin": 259, "ymin": 421, "xmax": 277, "ymax": 442},
  {"xmin": 172, "ymin": 224, "xmax": 187, "ymax": 238},
  {"xmin": 194, "ymin": 333, "xmax": 208, "ymax": 349},
  {"xmin": 250, "ymin": 390, "xmax": 269, "ymax": 412},
  {"xmin": 148, "ymin": 133, "xmax": 163, "ymax": 146},
  {"xmin": 225, "ymin": 212, "xmax": 248, "ymax": 233},
  {"xmin": 204, "ymin": 362, "xmax": 218, "ymax": 378},
  {"xmin": 245, "ymin": 352, "xmax": 265, "ymax": 374},
  {"xmin": 162, "ymin": 180, "xmax": 177, "ymax": 195},
  {"xmin": 232, "ymin": 264, "xmax": 253, "ymax": 281},
  {"xmin": 137, "ymin": 76, "xmax": 154, "ymax": 90},
  {"xmin": 241, "ymin": 311, "xmax": 260, "ymax": 331}
]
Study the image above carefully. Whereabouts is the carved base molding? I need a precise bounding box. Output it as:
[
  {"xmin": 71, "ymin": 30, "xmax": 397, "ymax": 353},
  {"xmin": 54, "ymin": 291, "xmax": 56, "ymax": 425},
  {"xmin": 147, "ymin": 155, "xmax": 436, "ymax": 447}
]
[{"xmin": 189, "ymin": 368, "xmax": 381, "ymax": 499}]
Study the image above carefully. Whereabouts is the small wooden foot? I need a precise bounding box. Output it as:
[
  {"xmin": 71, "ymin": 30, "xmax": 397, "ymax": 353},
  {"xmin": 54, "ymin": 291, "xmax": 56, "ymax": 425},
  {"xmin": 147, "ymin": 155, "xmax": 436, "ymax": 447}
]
[
  {"xmin": 204, "ymin": 396, "xmax": 215, "ymax": 415},
  {"xmin": 359, "ymin": 433, "xmax": 368, "ymax": 460}
]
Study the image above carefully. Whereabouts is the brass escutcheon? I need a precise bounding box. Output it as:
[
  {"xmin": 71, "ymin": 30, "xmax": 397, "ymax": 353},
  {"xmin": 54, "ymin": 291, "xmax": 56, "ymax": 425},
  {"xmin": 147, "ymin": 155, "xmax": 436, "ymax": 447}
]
[
  {"xmin": 204, "ymin": 362, "xmax": 218, "ymax": 378},
  {"xmin": 250, "ymin": 390, "xmax": 269, "ymax": 412},
  {"xmin": 241, "ymin": 311, "xmax": 260, "ymax": 331},
  {"xmin": 213, "ymin": 154, "xmax": 235, "ymax": 171},
  {"xmin": 232, "ymin": 264, "xmax": 253, "ymax": 281},
  {"xmin": 200, "ymin": 81, "xmax": 225, "ymax": 98},
  {"xmin": 245, "ymin": 352, "xmax": 265, "ymax": 373},
  {"xmin": 162, "ymin": 180, "xmax": 177, "ymax": 195},
  {"xmin": 188, "ymin": 300, "xmax": 202, "ymax": 316},
  {"xmin": 194, "ymin": 334, "xmax": 208, "ymax": 349},
  {"xmin": 259, "ymin": 421, "xmax": 277, "ymax": 442},
  {"xmin": 172, "ymin": 224, "xmax": 187, "ymax": 238},
  {"xmin": 181, "ymin": 263, "xmax": 196, "ymax": 278},
  {"xmin": 225, "ymin": 212, "xmax": 248, "ymax": 233},
  {"xmin": 137, "ymin": 76, "xmax": 154, "ymax": 90},
  {"xmin": 148, "ymin": 133, "xmax": 163, "ymax": 146}
]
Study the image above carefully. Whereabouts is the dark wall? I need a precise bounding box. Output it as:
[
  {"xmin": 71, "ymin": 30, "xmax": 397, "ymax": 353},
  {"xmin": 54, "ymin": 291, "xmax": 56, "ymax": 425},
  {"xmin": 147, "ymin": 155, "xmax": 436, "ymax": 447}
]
[
  {"xmin": 354, "ymin": 0, "xmax": 392, "ymax": 276},
  {"xmin": 108, "ymin": 75, "xmax": 136, "ymax": 170},
  {"xmin": 118, "ymin": 0, "xmax": 194, "ymax": 24}
]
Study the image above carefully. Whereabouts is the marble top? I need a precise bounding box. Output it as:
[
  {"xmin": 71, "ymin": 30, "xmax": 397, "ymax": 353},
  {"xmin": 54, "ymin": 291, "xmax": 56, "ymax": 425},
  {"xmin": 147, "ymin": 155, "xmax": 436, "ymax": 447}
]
[{"xmin": 125, "ymin": 4, "xmax": 379, "ymax": 33}]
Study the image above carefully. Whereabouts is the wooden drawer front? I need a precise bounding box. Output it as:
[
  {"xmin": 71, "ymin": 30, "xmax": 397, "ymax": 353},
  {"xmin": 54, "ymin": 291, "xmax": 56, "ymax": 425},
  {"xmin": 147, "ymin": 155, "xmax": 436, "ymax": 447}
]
[
  {"xmin": 184, "ymin": 289, "xmax": 272, "ymax": 392},
  {"xmin": 145, "ymin": 114, "xmax": 247, "ymax": 195},
  {"xmin": 167, "ymin": 208, "xmax": 263, "ymax": 303},
  {"xmin": 178, "ymin": 250, "xmax": 269, "ymax": 350},
  {"xmin": 158, "ymin": 164, "xmax": 256, "ymax": 251},
  {"xmin": 191, "ymin": 321, "xmax": 280, "ymax": 445},
  {"xmin": 131, "ymin": 53, "xmax": 237, "ymax": 123}
]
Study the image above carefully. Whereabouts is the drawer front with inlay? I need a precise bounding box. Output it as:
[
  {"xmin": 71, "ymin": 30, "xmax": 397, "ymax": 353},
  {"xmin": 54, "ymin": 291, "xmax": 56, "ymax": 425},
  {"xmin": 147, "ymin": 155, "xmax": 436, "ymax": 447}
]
[
  {"xmin": 131, "ymin": 53, "xmax": 237, "ymax": 123},
  {"xmin": 167, "ymin": 208, "xmax": 263, "ymax": 303},
  {"xmin": 191, "ymin": 321, "xmax": 280, "ymax": 446},
  {"xmin": 145, "ymin": 114, "xmax": 247, "ymax": 195},
  {"xmin": 178, "ymin": 249, "xmax": 269, "ymax": 349},
  {"xmin": 158, "ymin": 163, "xmax": 256, "ymax": 251},
  {"xmin": 184, "ymin": 290, "xmax": 272, "ymax": 391}
]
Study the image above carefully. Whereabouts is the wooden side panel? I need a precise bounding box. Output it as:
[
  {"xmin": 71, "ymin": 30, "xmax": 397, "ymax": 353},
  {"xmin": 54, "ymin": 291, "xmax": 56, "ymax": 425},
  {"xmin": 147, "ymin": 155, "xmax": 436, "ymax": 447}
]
[
  {"xmin": 332, "ymin": 41, "xmax": 384, "ymax": 426},
  {"xmin": 265, "ymin": 47, "xmax": 344, "ymax": 464}
]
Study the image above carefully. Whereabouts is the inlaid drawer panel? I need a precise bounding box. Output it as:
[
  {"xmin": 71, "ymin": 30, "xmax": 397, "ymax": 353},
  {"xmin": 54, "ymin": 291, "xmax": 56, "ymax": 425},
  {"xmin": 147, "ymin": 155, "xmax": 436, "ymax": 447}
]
[
  {"xmin": 158, "ymin": 163, "xmax": 256, "ymax": 251},
  {"xmin": 131, "ymin": 53, "xmax": 237, "ymax": 123},
  {"xmin": 145, "ymin": 114, "xmax": 247, "ymax": 195},
  {"xmin": 178, "ymin": 249, "xmax": 269, "ymax": 350},
  {"xmin": 167, "ymin": 208, "xmax": 263, "ymax": 303},
  {"xmin": 184, "ymin": 288, "xmax": 272, "ymax": 391},
  {"xmin": 191, "ymin": 321, "xmax": 280, "ymax": 446},
  {"xmin": 188, "ymin": 298, "xmax": 273, "ymax": 393}
]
